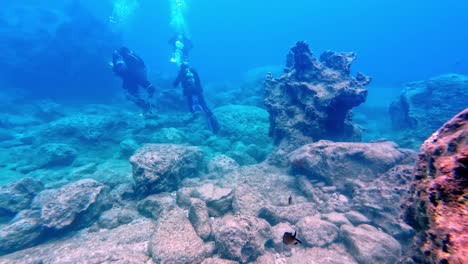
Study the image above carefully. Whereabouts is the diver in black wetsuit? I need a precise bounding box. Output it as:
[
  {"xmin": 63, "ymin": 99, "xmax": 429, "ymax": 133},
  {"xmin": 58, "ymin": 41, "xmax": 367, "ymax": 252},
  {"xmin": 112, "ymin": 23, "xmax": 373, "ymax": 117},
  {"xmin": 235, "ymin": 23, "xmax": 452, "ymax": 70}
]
[
  {"xmin": 173, "ymin": 63, "xmax": 220, "ymax": 133},
  {"xmin": 112, "ymin": 47, "xmax": 155, "ymax": 113}
]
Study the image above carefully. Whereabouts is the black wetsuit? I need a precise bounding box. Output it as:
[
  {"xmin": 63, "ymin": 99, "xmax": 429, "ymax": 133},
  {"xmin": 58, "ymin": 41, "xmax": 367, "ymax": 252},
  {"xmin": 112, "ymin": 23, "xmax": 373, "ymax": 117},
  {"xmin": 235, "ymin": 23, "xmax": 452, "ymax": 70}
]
[
  {"xmin": 112, "ymin": 48, "xmax": 155, "ymax": 112},
  {"xmin": 173, "ymin": 66, "xmax": 211, "ymax": 115},
  {"xmin": 173, "ymin": 65, "xmax": 220, "ymax": 133}
]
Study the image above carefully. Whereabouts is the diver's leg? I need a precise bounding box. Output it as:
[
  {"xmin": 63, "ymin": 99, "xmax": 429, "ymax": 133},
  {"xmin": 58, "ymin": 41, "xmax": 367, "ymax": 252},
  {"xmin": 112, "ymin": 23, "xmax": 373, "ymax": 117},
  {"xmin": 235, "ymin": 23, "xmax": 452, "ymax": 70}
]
[
  {"xmin": 197, "ymin": 94, "xmax": 220, "ymax": 133},
  {"xmin": 186, "ymin": 95, "xmax": 195, "ymax": 113},
  {"xmin": 197, "ymin": 94, "xmax": 212, "ymax": 116},
  {"xmin": 124, "ymin": 80, "xmax": 150, "ymax": 113}
]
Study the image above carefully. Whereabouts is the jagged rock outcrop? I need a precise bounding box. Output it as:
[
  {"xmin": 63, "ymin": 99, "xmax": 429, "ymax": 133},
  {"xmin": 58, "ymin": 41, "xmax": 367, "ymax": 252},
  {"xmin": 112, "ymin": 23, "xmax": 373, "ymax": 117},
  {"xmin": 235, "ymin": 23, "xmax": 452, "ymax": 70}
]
[
  {"xmin": 0, "ymin": 177, "xmax": 43, "ymax": 216},
  {"xmin": 389, "ymin": 74, "xmax": 468, "ymax": 149},
  {"xmin": 289, "ymin": 140, "xmax": 414, "ymax": 195},
  {"xmin": 402, "ymin": 109, "xmax": 468, "ymax": 264},
  {"xmin": 264, "ymin": 41, "xmax": 370, "ymax": 163},
  {"xmin": 40, "ymin": 179, "xmax": 111, "ymax": 230},
  {"xmin": 130, "ymin": 144, "xmax": 204, "ymax": 194}
]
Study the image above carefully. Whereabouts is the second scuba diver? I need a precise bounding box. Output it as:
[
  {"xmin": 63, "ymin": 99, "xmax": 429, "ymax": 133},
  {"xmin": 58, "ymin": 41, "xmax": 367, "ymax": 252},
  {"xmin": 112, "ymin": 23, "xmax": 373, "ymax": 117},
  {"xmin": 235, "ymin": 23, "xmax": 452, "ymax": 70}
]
[
  {"xmin": 112, "ymin": 47, "xmax": 155, "ymax": 114},
  {"xmin": 173, "ymin": 63, "xmax": 220, "ymax": 133}
]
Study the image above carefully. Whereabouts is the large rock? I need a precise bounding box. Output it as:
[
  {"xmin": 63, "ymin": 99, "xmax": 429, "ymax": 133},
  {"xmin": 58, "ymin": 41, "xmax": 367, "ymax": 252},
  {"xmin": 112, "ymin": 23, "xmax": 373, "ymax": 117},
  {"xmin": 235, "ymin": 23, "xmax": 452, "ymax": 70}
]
[
  {"xmin": 41, "ymin": 114, "xmax": 125, "ymax": 143},
  {"xmin": 286, "ymin": 244, "xmax": 358, "ymax": 264},
  {"xmin": 192, "ymin": 184, "xmax": 234, "ymax": 216},
  {"xmin": 40, "ymin": 179, "xmax": 111, "ymax": 230},
  {"xmin": 290, "ymin": 140, "xmax": 414, "ymax": 195},
  {"xmin": 0, "ymin": 210, "xmax": 43, "ymax": 256},
  {"xmin": 341, "ymin": 224, "xmax": 402, "ymax": 264},
  {"xmin": 258, "ymin": 203, "xmax": 318, "ymax": 225},
  {"xmin": 130, "ymin": 144, "xmax": 204, "ymax": 194},
  {"xmin": 149, "ymin": 207, "xmax": 212, "ymax": 264},
  {"xmin": 0, "ymin": 177, "xmax": 43, "ymax": 216},
  {"xmin": 207, "ymin": 155, "xmax": 240, "ymax": 175},
  {"xmin": 34, "ymin": 143, "xmax": 77, "ymax": 168},
  {"xmin": 265, "ymin": 41, "xmax": 370, "ymax": 163},
  {"xmin": 0, "ymin": 217, "xmax": 155, "ymax": 264},
  {"xmin": 189, "ymin": 198, "xmax": 212, "ymax": 241},
  {"xmin": 137, "ymin": 192, "xmax": 177, "ymax": 220},
  {"xmin": 389, "ymin": 74, "xmax": 468, "ymax": 149},
  {"xmin": 402, "ymin": 109, "xmax": 468, "ymax": 264},
  {"xmin": 296, "ymin": 215, "xmax": 339, "ymax": 247},
  {"xmin": 215, "ymin": 105, "xmax": 271, "ymax": 148},
  {"xmin": 212, "ymin": 215, "xmax": 272, "ymax": 263},
  {"xmin": 352, "ymin": 164, "xmax": 415, "ymax": 239}
]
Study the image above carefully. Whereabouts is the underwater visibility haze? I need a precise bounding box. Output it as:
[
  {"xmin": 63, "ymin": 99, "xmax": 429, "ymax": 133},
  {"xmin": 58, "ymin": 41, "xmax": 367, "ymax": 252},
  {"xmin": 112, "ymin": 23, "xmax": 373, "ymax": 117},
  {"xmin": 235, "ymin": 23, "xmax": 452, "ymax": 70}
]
[{"xmin": 0, "ymin": 0, "xmax": 467, "ymax": 263}]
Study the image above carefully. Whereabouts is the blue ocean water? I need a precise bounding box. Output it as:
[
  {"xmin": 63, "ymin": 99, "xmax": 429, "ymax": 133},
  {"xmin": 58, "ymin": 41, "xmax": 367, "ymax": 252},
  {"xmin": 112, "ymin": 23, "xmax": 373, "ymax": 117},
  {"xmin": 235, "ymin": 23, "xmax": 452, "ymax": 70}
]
[
  {"xmin": 1, "ymin": 0, "xmax": 467, "ymax": 100},
  {"xmin": 0, "ymin": 0, "xmax": 467, "ymax": 262}
]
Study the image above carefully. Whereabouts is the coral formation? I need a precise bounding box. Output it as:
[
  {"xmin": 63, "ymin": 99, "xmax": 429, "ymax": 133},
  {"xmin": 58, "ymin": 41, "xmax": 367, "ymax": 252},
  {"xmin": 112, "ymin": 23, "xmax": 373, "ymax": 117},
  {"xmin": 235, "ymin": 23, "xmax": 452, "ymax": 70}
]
[
  {"xmin": 403, "ymin": 109, "xmax": 468, "ymax": 264},
  {"xmin": 264, "ymin": 42, "xmax": 370, "ymax": 162},
  {"xmin": 390, "ymin": 74, "xmax": 468, "ymax": 149}
]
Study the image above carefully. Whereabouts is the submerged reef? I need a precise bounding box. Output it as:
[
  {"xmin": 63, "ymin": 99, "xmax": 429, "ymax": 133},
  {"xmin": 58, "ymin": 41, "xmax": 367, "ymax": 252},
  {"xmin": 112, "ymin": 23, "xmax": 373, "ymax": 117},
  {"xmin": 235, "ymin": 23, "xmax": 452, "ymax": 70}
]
[
  {"xmin": 389, "ymin": 74, "xmax": 468, "ymax": 149},
  {"xmin": 265, "ymin": 41, "xmax": 370, "ymax": 162},
  {"xmin": 3, "ymin": 42, "xmax": 467, "ymax": 263},
  {"xmin": 402, "ymin": 109, "xmax": 468, "ymax": 264}
]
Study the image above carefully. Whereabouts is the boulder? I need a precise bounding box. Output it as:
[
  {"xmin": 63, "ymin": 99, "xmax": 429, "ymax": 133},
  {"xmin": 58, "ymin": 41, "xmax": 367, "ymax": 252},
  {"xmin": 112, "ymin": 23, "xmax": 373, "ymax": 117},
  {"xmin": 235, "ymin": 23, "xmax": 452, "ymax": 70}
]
[
  {"xmin": 119, "ymin": 138, "xmax": 139, "ymax": 158},
  {"xmin": 389, "ymin": 74, "xmax": 468, "ymax": 149},
  {"xmin": 0, "ymin": 210, "xmax": 43, "ymax": 256},
  {"xmin": 207, "ymin": 155, "xmax": 240, "ymax": 175},
  {"xmin": 149, "ymin": 207, "xmax": 212, "ymax": 264},
  {"xmin": 286, "ymin": 244, "xmax": 358, "ymax": 264},
  {"xmin": 0, "ymin": 177, "xmax": 43, "ymax": 216},
  {"xmin": 0, "ymin": 217, "xmax": 155, "ymax": 264},
  {"xmin": 402, "ymin": 109, "xmax": 468, "ymax": 264},
  {"xmin": 231, "ymin": 184, "xmax": 266, "ymax": 216},
  {"xmin": 41, "ymin": 114, "xmax": 125, "ymax": 143},
  {"xmin": 34, "ymin": 143, "xmax": 77, "ymax": 168},
  {"xmin": 341, "ymin": 224, "xmax": 402, "ymax": 264},
  {"xmin": 296, "ymin": 215, "xmax": 339, "ymax": 247},
  {"xmin": 344, "ymin": 211, "xmax": 371, "ymax": 226},
  {"xmin": 151, "ymin": 127, "xmax": 186, "ymax": 144},
  {"xmin": 40, "ymin": 179, "xmax": 111, "ymax": 230},
  {"xmin": 98, "ymin": 207, "xmax": 138, "ymax": 229},
  {"xmin": 290, "ymin": 140, "xmax": 414, "ymax": 195},
  {"xmin": 212, "ymin": 215, "xmax": 272, "ymax": 263},
  {"xmin": 265, "ymin": 41, "xmax": 370, "ymax": 163},
  {"xmin": 189, "ymin": 198, "xmax": 212, "ymax": 241},
  {"xmin": 259, "ymin": 203, "xmax": 318, "ymax": 225},
  {"xmin": 352, "ymin": 163, "xmax": 415, "ymax": 238},
  {"xmin": 214, "ymin": 105, "xmax": 271, "ymax": 150},
  {"xmin": 130, "ymin": 144, "xmax": 204, "ymax": 194},
  {"xmin": 321, "ymin": 212, "xmax": 352, "ymax": 227},
  {"xmin": 192, "ymin": 184, "xmax": 233, "ymax": 216},
  {"xmin": 137, "ymin": 192, "xmax": 177, "ymax": 220}
]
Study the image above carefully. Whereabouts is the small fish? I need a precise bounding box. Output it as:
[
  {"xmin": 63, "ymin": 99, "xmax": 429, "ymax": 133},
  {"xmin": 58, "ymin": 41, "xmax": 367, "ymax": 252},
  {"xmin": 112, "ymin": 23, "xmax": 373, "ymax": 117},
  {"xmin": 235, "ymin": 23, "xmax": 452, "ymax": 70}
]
[
  {"xmin": 283, "ymin": 231, "xmax": 302, "ymax": 245},
  {"xmin": 288, "ymin": 195, "xmax": 293, "ymax": 205}
]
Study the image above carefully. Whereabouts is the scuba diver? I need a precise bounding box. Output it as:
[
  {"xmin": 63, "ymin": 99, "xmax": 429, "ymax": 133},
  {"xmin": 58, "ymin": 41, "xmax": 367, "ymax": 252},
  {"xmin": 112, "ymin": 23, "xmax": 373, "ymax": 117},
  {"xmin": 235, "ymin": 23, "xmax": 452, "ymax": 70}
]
[
  {"xmin": 111, "ymin": 47, "xmax": 155, "ymax": 113},
  {"xmin": 169, "ymin": 34, "xmax": 193, "ymax": 65},
  {"xmin": 173, "ymin": 63, "xmax": 220, "ymax": 133}
]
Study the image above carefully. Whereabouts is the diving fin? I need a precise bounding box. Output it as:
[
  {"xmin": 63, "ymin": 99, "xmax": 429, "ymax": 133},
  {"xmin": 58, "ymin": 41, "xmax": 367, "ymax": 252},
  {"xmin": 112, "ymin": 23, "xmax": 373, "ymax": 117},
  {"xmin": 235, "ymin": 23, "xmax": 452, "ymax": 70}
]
[{"xmin": 207, "ymin": 114, "xmax": 221, "ymax": 134}]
